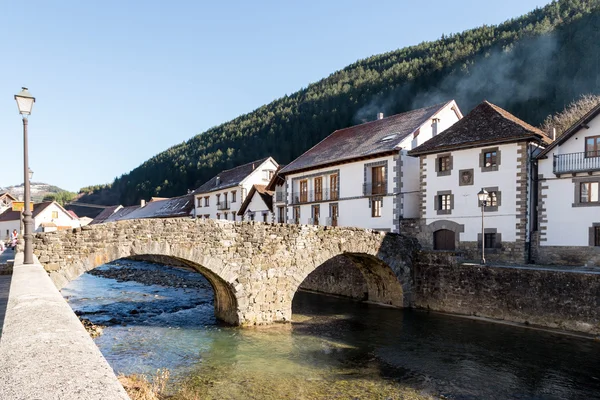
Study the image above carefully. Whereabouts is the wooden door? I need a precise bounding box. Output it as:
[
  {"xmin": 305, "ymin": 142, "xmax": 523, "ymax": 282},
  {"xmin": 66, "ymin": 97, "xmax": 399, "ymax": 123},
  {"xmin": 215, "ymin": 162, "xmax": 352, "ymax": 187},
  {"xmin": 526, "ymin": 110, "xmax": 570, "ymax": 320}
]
[
  {"xmin": 330, "ymin": 204, "xmax": 338, "ymax": 227},
  {"xmin": 433, "ymin": 229, "xmax": 455, "ymax": 250},
  {"xmin": 372, "ymin": 166, "xmax": 385, "ymax": 195},
  {"xmin": 330, "ymin": 174, "xmax": 338, "ymax": 200},
  {"xmin": 314, "ymin": 177, "xmax": 323, "ymax": 201},
  {"xmin": 300, "ymin": 180, "xmax": 308, "ymax": 203}
]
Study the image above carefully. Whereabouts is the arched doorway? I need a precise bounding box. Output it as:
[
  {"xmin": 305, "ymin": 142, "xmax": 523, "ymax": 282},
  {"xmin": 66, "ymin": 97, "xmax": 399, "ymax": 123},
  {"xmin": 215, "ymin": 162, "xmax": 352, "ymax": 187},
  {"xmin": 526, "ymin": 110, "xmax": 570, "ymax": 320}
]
[{"xmin": 434, "ymin": 229, "xmax": 455, "ymax": 250}]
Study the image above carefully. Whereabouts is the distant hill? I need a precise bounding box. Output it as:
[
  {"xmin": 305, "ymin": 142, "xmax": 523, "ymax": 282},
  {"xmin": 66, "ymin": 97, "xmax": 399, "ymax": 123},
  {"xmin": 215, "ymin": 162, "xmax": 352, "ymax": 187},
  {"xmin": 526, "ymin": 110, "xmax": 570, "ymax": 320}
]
[
  {"xmin": 80, "ymin": 0, "xmax": 600, "ymax": 206},
  {"xmin": 2, "ymin": 182, "xmax": 68, "ymax": 203}
]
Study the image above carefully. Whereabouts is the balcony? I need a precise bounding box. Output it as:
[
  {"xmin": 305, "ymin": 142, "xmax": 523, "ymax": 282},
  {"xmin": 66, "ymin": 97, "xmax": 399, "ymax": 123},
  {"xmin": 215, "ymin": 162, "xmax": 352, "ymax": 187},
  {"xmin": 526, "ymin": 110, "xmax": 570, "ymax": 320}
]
[
  {"xmin": 290, "ymin": 189, "xmax": 340, "ymax": 204},
  {"xmin": 554, "ymin": 152, "xmax": 600, "ymax": 174},
  {"xmin": 363, "ymin": 181, "xmax": 387, "ymax": 196},
  {"xmin": 216, "ymin": 200, "xmax": 230, "ymax": 210}
]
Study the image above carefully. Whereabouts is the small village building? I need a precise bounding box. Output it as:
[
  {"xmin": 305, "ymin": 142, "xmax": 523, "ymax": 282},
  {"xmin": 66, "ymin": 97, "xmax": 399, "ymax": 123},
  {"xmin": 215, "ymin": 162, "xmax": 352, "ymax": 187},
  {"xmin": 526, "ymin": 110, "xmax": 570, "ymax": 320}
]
[
  {"xmin": 89, "ymin": 205, "xmax": 123, "ymax": 225},
  {"xmin": 408, "ymin": 101, "xmax": 552, "ymax": 264},
  {"xmin": 0, "ymin": 192, "xmax": 17, "ymax": 215},
  {"xmin": 278, "ymin": 101, "xmax": 462, "ymax": 232},
  {"xmin": 193, "ymin": 157, "xmax": 279, "ymax": 221},
  {"xmin": 265, "ymin": 166, "xmax": 286, "ymax": 223},
  {"xmin": 0, "ymin": 201, "xmax": 80, "ymax": 239},
  {"xmin": 237, "ymin": 184, "xmax": 274, "ymax": 222},
  {"xmin": 534, "ymin": 103, "xmax": 600, "ymax": 266}
]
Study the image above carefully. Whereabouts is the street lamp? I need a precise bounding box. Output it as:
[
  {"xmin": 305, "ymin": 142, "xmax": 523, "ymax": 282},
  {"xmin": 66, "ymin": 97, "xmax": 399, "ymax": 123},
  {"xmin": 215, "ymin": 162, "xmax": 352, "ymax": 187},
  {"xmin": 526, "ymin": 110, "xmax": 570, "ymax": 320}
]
[
  {"xmin": 15, "ymin": 87, "xmax": 35, "ymax": 265},
  {"xmin": 477, "ymin": 188, "xmax": 491, "ymax": 265}
]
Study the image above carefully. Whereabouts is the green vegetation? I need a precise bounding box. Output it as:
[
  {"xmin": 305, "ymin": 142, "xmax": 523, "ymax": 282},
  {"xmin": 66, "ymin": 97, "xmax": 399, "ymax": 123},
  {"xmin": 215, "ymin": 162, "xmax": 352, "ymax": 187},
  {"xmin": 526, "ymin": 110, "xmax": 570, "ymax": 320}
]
[
  {"xmin": 82, "ymin": 0, "xmax": 600, "ymax": 206},
  {"xmin": 42, "ymin": 190, "xmax": 77, "ymax": 206}
]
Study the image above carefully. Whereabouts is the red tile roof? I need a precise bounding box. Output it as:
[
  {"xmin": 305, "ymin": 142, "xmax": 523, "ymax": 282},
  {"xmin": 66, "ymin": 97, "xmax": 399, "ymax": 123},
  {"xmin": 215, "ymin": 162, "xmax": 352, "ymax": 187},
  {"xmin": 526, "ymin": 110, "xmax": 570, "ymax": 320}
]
[
  {"xmin": 409, "ymin": 101, "xmax": 551, "ymax": 156},
  {"xmin": 280, "ymin": 101, "xmax": 456, "ymax": 174}
]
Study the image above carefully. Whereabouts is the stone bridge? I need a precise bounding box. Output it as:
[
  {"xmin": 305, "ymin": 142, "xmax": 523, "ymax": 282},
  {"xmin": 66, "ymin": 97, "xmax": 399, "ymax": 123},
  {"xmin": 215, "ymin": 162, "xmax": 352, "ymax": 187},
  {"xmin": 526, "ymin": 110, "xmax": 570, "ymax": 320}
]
[{"xmin": 33, "ymin": 219, "xmax": 418, "ymax": 326}]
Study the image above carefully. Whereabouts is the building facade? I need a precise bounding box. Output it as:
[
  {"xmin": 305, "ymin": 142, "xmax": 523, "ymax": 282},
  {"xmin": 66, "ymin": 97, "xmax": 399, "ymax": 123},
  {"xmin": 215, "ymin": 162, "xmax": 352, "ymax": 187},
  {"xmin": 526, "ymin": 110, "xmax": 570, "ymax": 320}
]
[
  {"xmin": 0, "ymin": 201, "xmax": 80, "ymax": 240},
  {"xmin": 278, "ymin": 101, "xmax": 462, "ymax": 232},
  {"xmin": 193, "ymin": 157, "xmax": 278, "ymax": 221},
  {"xmin": 409, "ymin": 101, "xmax": 551, "ymax": 264},
  {"xmin": 237, "ymin": 184, "xmax": 274, "ymax": 222},
  {"xmin": 534, "ymin": 103, "xmax": 600, "ymax": 266}
]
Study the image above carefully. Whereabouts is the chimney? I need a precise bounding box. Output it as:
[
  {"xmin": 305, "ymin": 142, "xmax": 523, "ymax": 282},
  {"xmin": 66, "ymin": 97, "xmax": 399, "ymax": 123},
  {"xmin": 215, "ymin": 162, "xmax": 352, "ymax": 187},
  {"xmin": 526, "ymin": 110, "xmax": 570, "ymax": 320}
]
[
  {"xmin": 140, "ymin": 199, "xmax": 146, "ymax": 207},
  {"xmin": 432, "ymin": 118, "xmax": 440, "ymax": 136},
  {"xmin": 552, "ymin": 127, "xmax": 556, "ymax": 141},
  {"xmin": 215, "ymin": 176, "xmax": 220, "ymax": 186},
  {"xmin": 252, "ymin": 163, "xmax": 255, "ymax": 170},
  {"xmin": 377, "ymin": 112, "xmax": 384, "ymax": 120}
]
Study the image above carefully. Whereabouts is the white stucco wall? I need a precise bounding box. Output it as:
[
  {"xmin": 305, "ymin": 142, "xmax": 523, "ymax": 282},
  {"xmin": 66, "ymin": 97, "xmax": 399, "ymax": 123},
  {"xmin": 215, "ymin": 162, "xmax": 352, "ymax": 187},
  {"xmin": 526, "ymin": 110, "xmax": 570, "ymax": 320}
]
[
  {"xmin": 538, "ymin": 116, "xmax": 600, "ymax": 246},
  {"xmin": 242, "ymin": 191, "xmax": 274, "ymax": 222},
  {"xmin": 0, "ymin": 220, "xmax": 20, "ymax": 241},
  {"xmin": 34, "ymin": 203, "xmax": 78, "ymax": 231},
  {"xmin": 423, "ymin": 142, "xmax": 522, "ymax": 243}
]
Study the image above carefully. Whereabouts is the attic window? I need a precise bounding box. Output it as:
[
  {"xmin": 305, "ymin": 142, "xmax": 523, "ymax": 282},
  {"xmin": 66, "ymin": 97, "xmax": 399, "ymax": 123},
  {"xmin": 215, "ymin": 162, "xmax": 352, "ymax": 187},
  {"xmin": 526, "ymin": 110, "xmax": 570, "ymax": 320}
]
[{"xmin": 380, "ymin": 134, "xmax": 398, "ymax": 142}]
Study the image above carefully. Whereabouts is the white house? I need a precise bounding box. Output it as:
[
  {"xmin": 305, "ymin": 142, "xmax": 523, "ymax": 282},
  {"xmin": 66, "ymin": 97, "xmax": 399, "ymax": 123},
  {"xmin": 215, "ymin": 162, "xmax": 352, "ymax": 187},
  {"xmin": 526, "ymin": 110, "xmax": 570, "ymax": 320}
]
[
  {"xmin": 534, "ymin": 103, "xmax": 600, "ymax": 266},
  {"xmin": 0, "ymin": 192, "xmax": 16, "ymax": 215},
  {"xmin": 236, "ymin": 184, "xmax": 274, "ymax": 222},
  {"xmin": 277, "ymin": 101, "xmax": 462, "ymax": 232},
  {"xmin": 193, "ymin": 157, "xmax": 279, "ymax": 221},
  {"xmin": 0, "ymin": 201, "xmax": 80, "ymax": 239},
  {"xmin": 408, "ymin": 101, "xmax": 552, "ymax": 264}
]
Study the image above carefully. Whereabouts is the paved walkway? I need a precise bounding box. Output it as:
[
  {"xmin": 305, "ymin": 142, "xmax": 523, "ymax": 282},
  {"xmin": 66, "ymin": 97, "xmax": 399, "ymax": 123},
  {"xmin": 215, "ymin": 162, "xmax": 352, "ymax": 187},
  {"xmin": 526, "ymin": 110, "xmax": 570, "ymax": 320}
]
[{"xmin": 0, "ymin": 249, "xmax": 14, "ymax": 338}]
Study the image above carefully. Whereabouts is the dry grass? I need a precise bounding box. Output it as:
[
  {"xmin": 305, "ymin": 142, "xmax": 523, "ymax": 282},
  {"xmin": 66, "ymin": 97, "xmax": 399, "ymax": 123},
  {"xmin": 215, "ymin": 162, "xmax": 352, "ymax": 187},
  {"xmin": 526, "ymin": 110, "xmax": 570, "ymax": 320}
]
[{"xmin": 119, "ymin": 369, "xmax": 170, "ymax": 400}]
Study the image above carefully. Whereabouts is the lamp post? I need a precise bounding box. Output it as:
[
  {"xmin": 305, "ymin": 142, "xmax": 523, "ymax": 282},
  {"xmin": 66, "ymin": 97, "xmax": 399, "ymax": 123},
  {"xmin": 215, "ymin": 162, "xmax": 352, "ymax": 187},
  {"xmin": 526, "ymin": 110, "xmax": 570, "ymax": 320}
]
[
  {"xmin": 15, "ymin": 87, "xmax": 35, "ymax": 265},
  {"xmin": 477, "ymin": 188, "xmax": 491, "ymax": 265}
]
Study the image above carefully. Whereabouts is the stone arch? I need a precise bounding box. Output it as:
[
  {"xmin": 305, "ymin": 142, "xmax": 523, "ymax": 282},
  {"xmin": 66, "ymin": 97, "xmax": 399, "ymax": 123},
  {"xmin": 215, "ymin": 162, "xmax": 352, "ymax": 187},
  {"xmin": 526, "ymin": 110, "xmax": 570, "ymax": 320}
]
[
  {"xmin": 40, "ymin": 240, "xmax": 242, "ymax": 325},
  {"xmin": 426, "ymin": 219, "xmax": 464, "ymax": 250}
]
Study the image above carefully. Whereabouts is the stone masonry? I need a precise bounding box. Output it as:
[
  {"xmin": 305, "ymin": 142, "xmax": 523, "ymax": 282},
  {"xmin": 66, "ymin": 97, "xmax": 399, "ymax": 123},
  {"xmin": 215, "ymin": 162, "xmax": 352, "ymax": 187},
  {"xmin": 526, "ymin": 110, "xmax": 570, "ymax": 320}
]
[{"xmin": 33, "ymin": 218, "xmax": 419, "ymax": 326}]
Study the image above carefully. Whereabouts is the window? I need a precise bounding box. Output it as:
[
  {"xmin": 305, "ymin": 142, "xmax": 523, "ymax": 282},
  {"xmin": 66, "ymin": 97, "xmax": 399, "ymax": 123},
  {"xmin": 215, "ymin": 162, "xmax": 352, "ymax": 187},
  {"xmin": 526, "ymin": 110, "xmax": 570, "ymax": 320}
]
[
  {"xmin": 223, "ymin": 193, "xmax": 228, "ymax": 204},
  {"xmin": 439, "ymin": 194, "xmax": 451, "ymax": 211},
  {"xmin": 197, "ymin": 197, "xmax": 202, "ymax": 208},
  {"xmin": 263, "ymin": 170, "xmax": 274, "ymax": 180},
  {"xmin": 224, "ymin": 212, "xmax": 228, "ymax": 220},
  {"xmin": 278, "ymin": 206, "xmax": 285, "ymax": 223},
  {"xmin": 330, "ymin": 203, "xmax": 338, "ymax": 227},
  {"xmin": 480, "ymin": 147, "xmax": 501, "ymax": 172},
  {"xmin": 580, "ymin": 182, "xmax": 599, "ymax": 203},
  {"xmin": 484, "ymin": 233, "xmax": 496, "ymax": 249},
  {"xmin": 263, "ymin": 213, "xmax": 268, "ymax": 222},
  {"xmin": 312, "ymin": 205, "xmax": 320, "ymax": 225},
  {"xmin": 371, "ymin": 197, "xmax": 382, "ymax": 218},
  {"xmin": 594, "ymin": 226, "xmax": 600, "ymax": 247},
  {"xmin": 372, "ymin": 166, "xmax": 385, "ymax": 195},
  {"xmin": 585, "ymin": 136, "xmax": 600, "ymax": 158},
  {"xmin": 216, "ymin": 194, "xmax": 221, "ymax": 205},
  {"xmin": 300, "ymin": 180, "xmax": 308, "ymax": 203},
  {"xmin": 249, "ymin": 213, "xmax": 255, "ymax": 221},
  {"xmin": 314, "ymin": 177, "xmax": 323, "ymax": 201},
  {"xmin": 51, "ymin": 211, "xmax": 58, "ymax": 219},
  {"xmin": 436, "ymin": 154, "xmax": 452, "ymax": 176},
  {"xmin": 216, "ymin": 213, "xmax": 220, "ymax": 219},
  {"xmin": 204, "ymin": 197, "xmax": 209, "ymax": 206},
  {"xmin": 330, "ymin": 174, "xmax": 339, "ymax": 200},
  {"xmin": 293, "ymin": 206, "xmax": 300, "ymax": 224},
  {"xmin": 203, "ymin": 214, "xmax": 210, "ymax": 219},
  {"xmin": 231, "ymin": 191, "xmax": 237, "ymax": 203}
]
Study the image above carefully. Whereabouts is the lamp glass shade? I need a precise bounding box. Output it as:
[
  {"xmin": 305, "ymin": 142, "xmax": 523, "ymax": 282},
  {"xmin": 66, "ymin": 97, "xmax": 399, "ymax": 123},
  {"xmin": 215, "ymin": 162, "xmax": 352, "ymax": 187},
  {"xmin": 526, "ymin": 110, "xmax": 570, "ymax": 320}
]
[
  {"xmin": 477, "ymin": 188, "xmax": 489, "ymax": 203},
  {"xmin": 28, "ymin": 168, "xmax": 34, "ymax": 180},
  {"xmin": 15, "ymin": 87, "xmax": 35, "ymax": 115}
]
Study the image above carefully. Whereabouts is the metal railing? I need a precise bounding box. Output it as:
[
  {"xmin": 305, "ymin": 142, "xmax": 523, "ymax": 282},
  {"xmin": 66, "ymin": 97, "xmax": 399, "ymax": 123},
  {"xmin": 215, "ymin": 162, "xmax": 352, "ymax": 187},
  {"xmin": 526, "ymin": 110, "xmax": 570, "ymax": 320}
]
[
  {"xmin": 216, "ymin": 200, "xmax": 230, "ymax": 210},
  {"xmin": 554, "ymin": 152, "xmax": 600, "ymax": 174},
  {"xmin": 290, "ymin": 189, "xmax": 339, "ymax": 204},
  {"xmin": 363, "ymin": 181, "xmax": 387, "ymax": 196}
]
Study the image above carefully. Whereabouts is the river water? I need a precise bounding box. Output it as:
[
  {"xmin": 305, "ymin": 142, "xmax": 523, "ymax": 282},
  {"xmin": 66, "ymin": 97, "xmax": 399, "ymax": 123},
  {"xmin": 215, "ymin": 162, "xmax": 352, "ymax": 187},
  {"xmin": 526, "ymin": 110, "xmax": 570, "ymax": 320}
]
[{"xmin": 61, "ymin": 260, "xmax": 600, "ymax": 399}]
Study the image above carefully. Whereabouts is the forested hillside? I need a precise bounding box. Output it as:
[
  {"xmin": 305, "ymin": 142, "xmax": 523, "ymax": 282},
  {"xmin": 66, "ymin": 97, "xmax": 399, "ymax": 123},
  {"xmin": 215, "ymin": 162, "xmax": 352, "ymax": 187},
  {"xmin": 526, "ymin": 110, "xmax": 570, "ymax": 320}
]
[{"xmin": 83, "ymin": 0, "xmax": 600, "ymax": 206}]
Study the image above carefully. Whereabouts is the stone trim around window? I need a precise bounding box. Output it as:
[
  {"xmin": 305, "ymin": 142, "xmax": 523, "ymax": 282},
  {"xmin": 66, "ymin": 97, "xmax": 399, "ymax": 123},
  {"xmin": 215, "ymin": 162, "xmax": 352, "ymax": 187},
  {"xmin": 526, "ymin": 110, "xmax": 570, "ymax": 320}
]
[
  {"xmin": 433, "ymin": 190, "xmax": 454, "ymax": 215},
  {"xmin": 476, "ymin": 186, "xmax": 501, "ymax": 212},
  {"xmin": 435, "ymin": 153, "xmax": 453, "ymax": 177},
  {"xmin": 572, "ymin": 176, "xmax": 600, "ymax": 207},
  {"xmin": 364, "ymin": 160, "xmax": 388, "ymax": 194},
  {"xmin": 589, "ymin": 223, "xmax": 600, "ymax": 246},
  {"xmin": 479, "ymin": 147, "xmax": 501, "ymax": 172},
  {"xmin": 477, "ymin": 227, "xmax": 503, "ymax": 250}
]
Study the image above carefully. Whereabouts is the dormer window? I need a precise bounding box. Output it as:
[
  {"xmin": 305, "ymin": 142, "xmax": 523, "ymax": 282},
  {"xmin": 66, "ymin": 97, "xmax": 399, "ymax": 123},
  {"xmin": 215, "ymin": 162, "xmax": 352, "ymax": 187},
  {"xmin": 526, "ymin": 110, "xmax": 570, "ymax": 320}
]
[{"xmin": 585, "ymin": 136, "xmax": 600, "ymax": 158}]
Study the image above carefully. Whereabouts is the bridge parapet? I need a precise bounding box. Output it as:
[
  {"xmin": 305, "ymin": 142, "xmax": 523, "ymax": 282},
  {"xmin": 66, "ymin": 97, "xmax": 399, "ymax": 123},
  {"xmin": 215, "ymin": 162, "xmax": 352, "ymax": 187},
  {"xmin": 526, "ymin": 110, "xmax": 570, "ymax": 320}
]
[{"xmin": 33, "ymin": 219, "xmax": 419, "ymax": 325}]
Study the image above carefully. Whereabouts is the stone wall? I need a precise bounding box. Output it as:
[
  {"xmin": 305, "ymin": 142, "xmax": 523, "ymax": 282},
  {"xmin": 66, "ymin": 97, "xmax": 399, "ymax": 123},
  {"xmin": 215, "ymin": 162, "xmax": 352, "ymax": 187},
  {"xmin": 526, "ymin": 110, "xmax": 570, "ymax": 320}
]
[
  {"xmin": 299, "ymin": 255, "xmax": 368, "ymax": 300},
  {"xmin": 413, "ymin": 251, "xmax": 600, "ymax": 335},
  {"xmin": 33, "ymin": 219, "xmax": 419, "ymax": 326}
]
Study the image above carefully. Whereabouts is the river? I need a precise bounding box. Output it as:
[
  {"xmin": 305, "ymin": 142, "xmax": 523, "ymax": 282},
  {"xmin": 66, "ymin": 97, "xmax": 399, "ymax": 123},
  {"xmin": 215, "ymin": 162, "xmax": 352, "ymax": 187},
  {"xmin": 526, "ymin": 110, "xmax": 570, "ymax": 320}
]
[{"xmin": 61, "ymin": 259, "xmax": 600, "ymax": 399}]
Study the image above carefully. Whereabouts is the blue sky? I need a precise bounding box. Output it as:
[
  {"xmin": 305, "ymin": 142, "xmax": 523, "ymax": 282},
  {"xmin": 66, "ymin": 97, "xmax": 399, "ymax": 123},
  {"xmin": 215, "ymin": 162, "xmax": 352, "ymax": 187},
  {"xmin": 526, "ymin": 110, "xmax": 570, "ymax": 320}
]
[{"xmin": 0, "ymin": 0, "xmax": 550, "ymax": 192}]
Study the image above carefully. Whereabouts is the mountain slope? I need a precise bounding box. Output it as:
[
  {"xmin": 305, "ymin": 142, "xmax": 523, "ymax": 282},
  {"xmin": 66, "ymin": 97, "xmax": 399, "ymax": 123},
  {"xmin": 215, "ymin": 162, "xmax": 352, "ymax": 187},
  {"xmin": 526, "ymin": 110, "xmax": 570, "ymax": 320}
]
[{"xmin": 84, "ymin": 0, "xmax": 600, "ymax": 206}]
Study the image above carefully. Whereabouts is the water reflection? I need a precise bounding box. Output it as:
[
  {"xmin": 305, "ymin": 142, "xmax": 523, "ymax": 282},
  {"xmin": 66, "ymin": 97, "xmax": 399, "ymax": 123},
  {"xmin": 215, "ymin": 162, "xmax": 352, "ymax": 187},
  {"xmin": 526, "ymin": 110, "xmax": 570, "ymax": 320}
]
[{"xmin": 62, "ymin": 260, "xmax": 600, "ymax": 400}]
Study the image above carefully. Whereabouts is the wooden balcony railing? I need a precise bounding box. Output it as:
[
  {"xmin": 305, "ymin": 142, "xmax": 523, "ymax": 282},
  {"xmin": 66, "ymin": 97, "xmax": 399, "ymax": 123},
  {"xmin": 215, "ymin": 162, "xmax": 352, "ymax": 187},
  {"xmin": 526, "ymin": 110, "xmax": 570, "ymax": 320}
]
[{"xmin": 554, "ymin": 152, "xmax": 600, "ymax": 174}]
